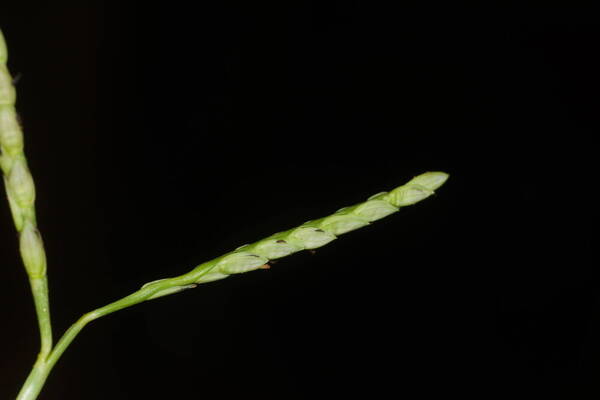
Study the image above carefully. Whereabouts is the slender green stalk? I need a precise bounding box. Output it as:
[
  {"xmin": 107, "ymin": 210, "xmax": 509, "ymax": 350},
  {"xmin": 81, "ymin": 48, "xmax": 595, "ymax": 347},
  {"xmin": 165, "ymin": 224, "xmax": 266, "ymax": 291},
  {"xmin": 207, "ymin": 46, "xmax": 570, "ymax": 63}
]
[
  {"xmin": 16, "ymin": 275, "xmax": 210, "ymax": 400},
  {"xmin": 28, "ymin": 277, "xmax": 53, "ymax": 356}
]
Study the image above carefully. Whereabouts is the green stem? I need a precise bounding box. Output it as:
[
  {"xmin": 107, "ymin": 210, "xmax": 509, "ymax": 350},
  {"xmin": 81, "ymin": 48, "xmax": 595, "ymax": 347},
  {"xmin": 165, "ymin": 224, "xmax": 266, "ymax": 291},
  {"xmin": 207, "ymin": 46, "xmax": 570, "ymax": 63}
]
[
  {"xmin": 15, "ymin": 356, "xmax": 50, "ymax": 400},
  {"xmin": 28, "ymin": 277, "xmax": 53, "ymax": 357},
  {"xmin": 15, "ymin": 271, "xmax": 208, "ymax": 400},
  {"xmin": 16, "ymin": 300, "xmax": 139, "ymax": 400}
]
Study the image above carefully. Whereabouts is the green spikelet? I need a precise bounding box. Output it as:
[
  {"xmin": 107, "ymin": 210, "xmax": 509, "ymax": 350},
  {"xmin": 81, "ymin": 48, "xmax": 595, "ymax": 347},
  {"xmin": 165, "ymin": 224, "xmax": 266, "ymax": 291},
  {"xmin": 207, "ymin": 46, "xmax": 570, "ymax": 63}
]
[{"xmin": 216, "ymin": 252, "xmax": 269, "ymax": 274}]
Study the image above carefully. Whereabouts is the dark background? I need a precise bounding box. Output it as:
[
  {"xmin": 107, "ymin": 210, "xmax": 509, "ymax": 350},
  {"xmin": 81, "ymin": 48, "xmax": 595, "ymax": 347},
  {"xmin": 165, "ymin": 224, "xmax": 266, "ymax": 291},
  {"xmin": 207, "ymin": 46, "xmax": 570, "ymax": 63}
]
[{"xmin": 0, "ymin": 2, "xmax": 598, "ymax": 399}]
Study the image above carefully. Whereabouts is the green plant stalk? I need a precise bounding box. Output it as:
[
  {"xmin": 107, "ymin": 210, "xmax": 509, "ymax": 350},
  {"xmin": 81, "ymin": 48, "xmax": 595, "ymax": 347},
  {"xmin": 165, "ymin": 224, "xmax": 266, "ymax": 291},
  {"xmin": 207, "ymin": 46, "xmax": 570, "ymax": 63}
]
[
  {"xmin": 28, "ymin": 277, "xmax": 52, "ymax": 355},
  {"xmin": 2, "ymin": 27, "xmax": 449, "ymax": 400}
]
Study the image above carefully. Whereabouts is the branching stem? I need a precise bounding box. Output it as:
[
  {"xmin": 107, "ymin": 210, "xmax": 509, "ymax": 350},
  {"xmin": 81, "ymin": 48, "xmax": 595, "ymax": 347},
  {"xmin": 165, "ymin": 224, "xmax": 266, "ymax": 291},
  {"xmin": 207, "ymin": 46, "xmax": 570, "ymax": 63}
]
[
  {"xmin": 16, "ymin": 267, "xmax": 214, "ymax": 400},
  {"xmin": 2, "ymin": 25, "xmax": 448, "ymax": 400}
]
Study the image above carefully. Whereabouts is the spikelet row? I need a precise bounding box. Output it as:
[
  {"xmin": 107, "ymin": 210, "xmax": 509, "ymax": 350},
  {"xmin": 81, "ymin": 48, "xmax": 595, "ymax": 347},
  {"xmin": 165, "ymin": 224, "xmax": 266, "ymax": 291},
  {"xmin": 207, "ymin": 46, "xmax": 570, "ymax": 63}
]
[
  {"xmin": 143, "ymin": 172, "xmax": 449, "ymax": 299},
  {"xmin": 0, "ymin": 29, "xmax": 46, "ymax": 278}
]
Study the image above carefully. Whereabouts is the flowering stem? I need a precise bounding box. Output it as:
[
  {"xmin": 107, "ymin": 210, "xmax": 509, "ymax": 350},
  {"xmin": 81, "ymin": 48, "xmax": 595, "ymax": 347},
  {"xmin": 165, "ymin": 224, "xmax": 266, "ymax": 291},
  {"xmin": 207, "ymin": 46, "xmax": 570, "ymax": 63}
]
[
  {"xmin": 3, "ymin": 26, "xmax": 449, "ymax": 400},
  {"xmin": 1, "ymin": 28, "xmax": 54, "ymax": 399}
]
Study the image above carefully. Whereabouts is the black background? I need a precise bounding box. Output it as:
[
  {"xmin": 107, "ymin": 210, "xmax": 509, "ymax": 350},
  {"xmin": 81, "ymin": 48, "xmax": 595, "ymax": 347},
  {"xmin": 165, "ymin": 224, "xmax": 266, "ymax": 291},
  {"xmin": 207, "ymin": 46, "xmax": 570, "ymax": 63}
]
[{"xmin": 0, "ymin": 2, "xmax": 598, "ymax": 399}]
